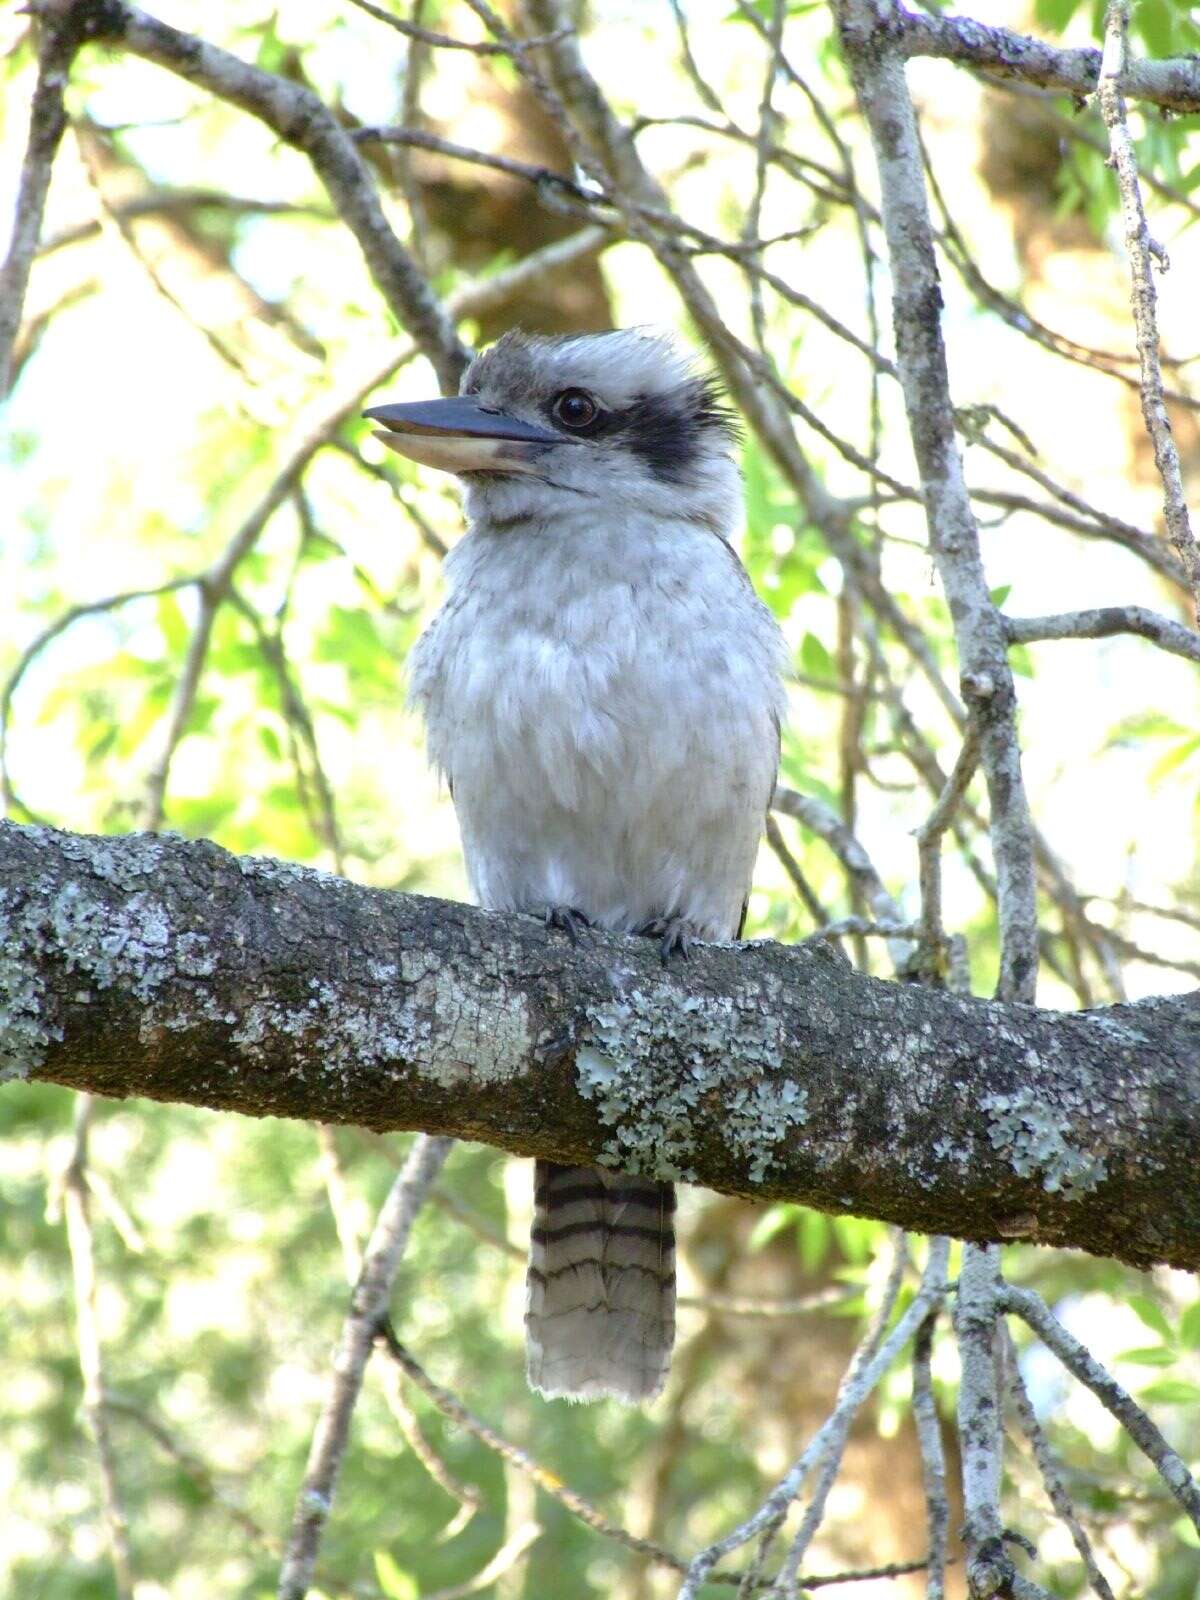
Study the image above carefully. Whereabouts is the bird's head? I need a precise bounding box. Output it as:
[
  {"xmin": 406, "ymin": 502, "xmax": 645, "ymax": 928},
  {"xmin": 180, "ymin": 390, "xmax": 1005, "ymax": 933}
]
[{"xmin": 365, "ymin": 328, "xmax": 741, "ymax": 535}]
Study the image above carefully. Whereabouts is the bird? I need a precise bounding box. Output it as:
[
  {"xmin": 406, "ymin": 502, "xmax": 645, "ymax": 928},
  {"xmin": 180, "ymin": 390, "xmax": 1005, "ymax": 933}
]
[{"xmin": 365, "ymin": 328, "xmax": 787, "ymax": 1404}]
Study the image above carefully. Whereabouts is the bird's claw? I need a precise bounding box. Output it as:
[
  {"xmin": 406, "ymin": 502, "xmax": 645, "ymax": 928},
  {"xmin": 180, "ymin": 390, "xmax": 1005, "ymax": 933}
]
[
  {"xmin": 534, "ymin": 1029, "xmax": 575, "ymax": 1067},
  {"xmin": 538, "ymin": 904, "xmax": 593, "ymax": 945},
  {"xmin": 634, "ymin": 915, "xmax": 699, "ymax": 965}
]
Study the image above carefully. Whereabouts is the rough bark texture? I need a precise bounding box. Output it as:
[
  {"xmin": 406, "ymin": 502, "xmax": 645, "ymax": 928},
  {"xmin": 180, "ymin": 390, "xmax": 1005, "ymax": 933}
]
[{"xmin": 2, "ymin": 821, "xmax": 1198, "ymax": 1269}]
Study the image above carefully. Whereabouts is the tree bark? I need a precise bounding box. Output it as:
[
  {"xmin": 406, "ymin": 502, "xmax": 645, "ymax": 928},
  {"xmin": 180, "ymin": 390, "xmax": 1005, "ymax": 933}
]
[{"xmin": 2, "ymin": 820, "xmax": 1198, "ymax": 1269}]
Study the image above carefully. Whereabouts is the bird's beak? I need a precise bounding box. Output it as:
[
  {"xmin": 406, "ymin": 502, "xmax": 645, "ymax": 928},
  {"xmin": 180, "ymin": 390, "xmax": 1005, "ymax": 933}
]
[{"xmin": 364, "ymin": 396, "xmax": 567, "ymax": 476}]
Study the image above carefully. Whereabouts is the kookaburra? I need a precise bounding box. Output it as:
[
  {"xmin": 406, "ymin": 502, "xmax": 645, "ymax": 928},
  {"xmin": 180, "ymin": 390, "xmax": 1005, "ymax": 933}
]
[{"xmin": 367, "ymin": 329, "xmax": 787, "ymax": 1403}]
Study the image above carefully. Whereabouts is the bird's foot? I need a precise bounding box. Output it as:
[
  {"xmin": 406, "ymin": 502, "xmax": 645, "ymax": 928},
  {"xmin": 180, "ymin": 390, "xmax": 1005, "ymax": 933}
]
[
  {"xmin": 535, "ymin": 904, "xmax": 593, "ymax": 945},
  {"xmin": 634, "ymin": 914, "xmax": 702, "ymax": 966}
]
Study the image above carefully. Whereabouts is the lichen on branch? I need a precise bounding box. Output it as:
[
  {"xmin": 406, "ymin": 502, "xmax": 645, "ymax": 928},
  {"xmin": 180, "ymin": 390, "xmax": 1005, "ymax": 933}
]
[{"xmin": 2, "ymin": 821, "xmax": 1198, "ymax": 1269}]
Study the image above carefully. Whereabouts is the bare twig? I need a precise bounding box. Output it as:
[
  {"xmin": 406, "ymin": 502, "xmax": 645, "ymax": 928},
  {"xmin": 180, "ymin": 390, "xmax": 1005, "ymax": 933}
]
[
  {"xmin": 771, "ymin": 786, "xmax": 904, "ymax": 929},
  {"xmin": 840, "ymin": 0, "xmax": 1039, "ymax": 1006},
  {"xmin": 277, "ymin": 1134, "xmax": 452, "ymax": 1600},
  {"xmin": 1002, "ymin": 1284, "xmax": 1200, "ymax": 1532},
  {"xmin": 36, "ymin": 188, "xmax": 329, "ymax": 256},
  {"xmin": 61, "ymin": 1097, "xmax": 135, "ymax": 1600},
  {"xmin": 105, "ymin": 1393, "xmax": 286, "ymax": 1557},
  {"xmin": 344, "ymin": 0, "xmax": 567, "ymax": 55},
  {"xmin": 1005, "ymin": 607, "xmax": 1200, "ymax": 664},
  {"xmin": 677, "ymin": 1238, "xmax": 950, "ymax": 1598},
  {"xmin": 916, "ymin": 715, "xmax": 983, "ymax": 977},
  {"xmin": 1097, "ymin": 0, "xmax": 1199, "ymax": 617},
  {"xmin": 0, "ymin": 576, "xmax": 196, "ymax": 821},
  {"xmin": 0, "ymin": 6, "xmax": 79, "ymax": 395},
  {"xmin": 378, "ymin": 1326, "xmax": 926, "ymax": 1593},
  {"xmin": 421, "ymin": 1523, "xmax": 543, "ymax": 1600},
  {"xmin": 775, "ymin": 1234, "xmax": 911, "ymax": 1594},
  {"xmin": 764, "ymin": 811, "xmax": 830, "ymax": 928},
  {"xmin": 911, "ymin": 1303, "xmax": 950, "ymax": 1600},
  {"xmin": 68, "ymin": 0, "xmax": 469, "ymax": 392},
  {"xmin": 1001, "ymin": 1326, "xmax": 1117, "ymax": 1600},
  {"xmin": 955, "ymin": 1244, "xmax": 1011, "ymax": 1599}
]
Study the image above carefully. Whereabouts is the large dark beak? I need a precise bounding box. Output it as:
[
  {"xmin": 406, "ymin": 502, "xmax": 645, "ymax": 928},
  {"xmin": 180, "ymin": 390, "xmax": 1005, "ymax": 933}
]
[{"xmin": 364, "ymin": 396, "xmax": 567, "ymax": 476}]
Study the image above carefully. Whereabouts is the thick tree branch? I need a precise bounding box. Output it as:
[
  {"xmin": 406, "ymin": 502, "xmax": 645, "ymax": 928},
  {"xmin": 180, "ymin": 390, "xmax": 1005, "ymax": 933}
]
[
  {"xmin": 1, "ymin": 822, "xmax": 1198, "ymax": 1269},
  {"xmin": 893, "ymin": 3, "xmax": 1200, "ymax": 114}
]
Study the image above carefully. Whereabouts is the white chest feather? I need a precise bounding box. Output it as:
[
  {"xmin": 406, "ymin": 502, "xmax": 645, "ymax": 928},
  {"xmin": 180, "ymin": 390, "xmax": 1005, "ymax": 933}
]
[{"xmin": 410, "ymin": 514, "xmax": 786, "ymax": 938}]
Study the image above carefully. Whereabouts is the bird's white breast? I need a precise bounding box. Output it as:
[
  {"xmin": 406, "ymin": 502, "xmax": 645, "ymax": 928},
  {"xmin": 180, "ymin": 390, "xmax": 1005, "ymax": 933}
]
[{"xmin": 410, "ymin": 510, "xmax": 787, "ymax": 939}]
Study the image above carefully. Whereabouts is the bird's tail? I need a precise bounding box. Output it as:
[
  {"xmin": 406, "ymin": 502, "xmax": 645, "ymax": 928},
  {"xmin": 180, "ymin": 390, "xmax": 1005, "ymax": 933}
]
[{"xmin": 526, "ymin": 1160, "xmax": 676, "ymax": 1403}]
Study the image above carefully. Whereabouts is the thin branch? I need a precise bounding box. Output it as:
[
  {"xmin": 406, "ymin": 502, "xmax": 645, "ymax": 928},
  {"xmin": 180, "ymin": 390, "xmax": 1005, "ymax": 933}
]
[
  {"xmin": 840, "ymin": 0, "xmax": 1039, "ymax": 1006},
  {"xmin": 0, "ymin": 576, "xmax": 197, "ymax": 821},
  {"xmin": 0, "ymin": 6, "xmax": 80, "ymax": 395},
  {"xmin": 344, "ymin": 0, "xmax": 568, "ymax": 55},
  {"xmin": 1005, "ymin": 607, "xmax": 1200, "ymax": 664},
  {"xmin": 105, "ymin": 1393, "xmax": 287, "ymax": 1558},
  {"xmin": 955, "ymin": 1244, "xmax": 1011, "ymax": 1598},
  {"xmin": 771, "ymin": 786, "xmax": 905, "ymax": 929},
  {"xmin": 36, "ymin": 188, "xmax": 330, "ymax": 256},
  {"xmin": 916, "ymin": 716, "xmax": 983, "ymax": 978},
  {"xmin": 764, "ymin": 812, "xmax": 830, "ymax": 929},
  {"xmin": 277, "ymin": 1134, "xmax": 452, "ymax": 1600},
  {"xmin": 776, "ymin": 1234, "xmax": 911, "ymax": 1594},
  {"xmin": 61, "ymin": 1097, "xmax": 135, "ymax": 1600},
  {"xmin": 316, "ymin": 1130, "xmax": 482, "ymax": 1537},
  {"xmin": 1097, "ymin": 0, "xmax": 1200, "ymax": 617},
  {"xmin": 911, "ymin": 1304, "xmax": 950, "ymax": 1600},
  {"xmin": 1001, "ymin": 1326, "xmax": 1117, "ymax": 1600},
  {"xmin": 421, "ymin": 1523, "xmax": 543, "ymax": 1600},
  {"xmin": 379, "ymin": 1327, "xmax": 924, "ymax": 1593},
  {"xmin": 677, "ymin": 1238, "xmax": 950, "ymax": 1598},
  {"xmin": 1002, "ymin": 1284, "xmax": 1200, "ymax": 1533},
  {"xmin": 65, "ymin": 0, "xmax": 469, "ymax": 392},
  {"xmin": 353, "ymin": 124, "xmax": 588, "ymax": 201}
]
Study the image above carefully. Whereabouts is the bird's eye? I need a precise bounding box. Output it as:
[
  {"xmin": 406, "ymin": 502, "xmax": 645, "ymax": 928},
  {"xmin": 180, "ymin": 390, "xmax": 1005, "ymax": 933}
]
[{"xmin": 551, "ymin": 389, "xmax": 598, "ymax": 430}]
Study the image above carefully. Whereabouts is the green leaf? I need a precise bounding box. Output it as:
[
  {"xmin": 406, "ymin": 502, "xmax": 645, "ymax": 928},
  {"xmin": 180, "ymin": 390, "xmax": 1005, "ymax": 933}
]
[
  {"xmin": 1180, "ymin": 1301, "xmax": 1200, "ymax": 1350},
  {"xmin": 989, "ymin": 584, "xmax": 1012, "ymax": 608},
  {"xmin": 1138, "ymin": 1379, "xmax": 1200, "ymax": 1404},
  {"xmin": 748, "ymin": 1202, "xmax": 801, "ymax": 1251},
  {"xmin": 1150, "ymin": 734, "xmax": 1200, "ymax": 784},
  {"xmin": 1128, "ymin": 1293, "xmax": 1173, "ymax": 1341},
  {"xmin": 798, "ymin": 1207, "xmax": 832, "ymax": 1271},
  {"xmin": 1010, "ymin": 643, "xmax": 1035, "ymax": 678},
  {"xmin": 800, "ymin": 632, "xmax": 835, "ymax": 681},
  {"xmin": 1034, "ymin": 0, "xmax": 1085, "ymax": 31},
  {"xmin": 374, "ymin": 1551, "xmax": 418, "ymax": 1600},
  {"xmin": 157, "ymin": 590, "xmax": 191, "ymax": 655},
  {"xmin": 1116, "ymin": 1344, "xmax": 1177, "ymax": 1366},
  {"xmin": 1175, "ymin": 1516, "xmax": 1200, "ymax": 1549},
  {"xmin": 1134, "ymin": 0, "xmax": 1176, "ymax": 59}
]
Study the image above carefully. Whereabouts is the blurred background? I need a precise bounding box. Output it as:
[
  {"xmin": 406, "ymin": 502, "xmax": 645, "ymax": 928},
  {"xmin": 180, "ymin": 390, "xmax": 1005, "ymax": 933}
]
[{"xmin": 2, "ymin": 1, "xmax": 1199, "ymax": 1596}]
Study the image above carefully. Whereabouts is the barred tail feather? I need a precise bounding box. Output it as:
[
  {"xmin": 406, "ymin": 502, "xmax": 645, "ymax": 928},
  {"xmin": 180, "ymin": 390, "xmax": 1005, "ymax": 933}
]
[{"xmin": 526, "ymin": 1160, "xmax": 676, "ymax": 1403}]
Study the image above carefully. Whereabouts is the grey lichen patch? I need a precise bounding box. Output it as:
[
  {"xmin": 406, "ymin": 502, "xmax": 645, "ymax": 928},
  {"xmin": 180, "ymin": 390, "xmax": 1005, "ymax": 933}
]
[
  {"xmin": 225, "ymin": 966, "xmax": 536, "ymax": 1092},
  {"xmin": 426, "ymin": 966, "xmax": 534, "ymax": 1086},
  {"xmin": 0, "ymin": 902, "xmax": 58, "ymax": 1081},
  {"xmin": 50, "ymin": 881, "xmax": 175, "ymax": 1001},
  {"xmin": 0, "ymin": 857, "xmax": 231, "ymax": 1065},
  {"xmin": 981, "ymin": 1086, "xmax": 1107, "ymax": 1195},
  {"xmin": 577, "ymin": 983, "xmax": 807, "ymax": 1184}
]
